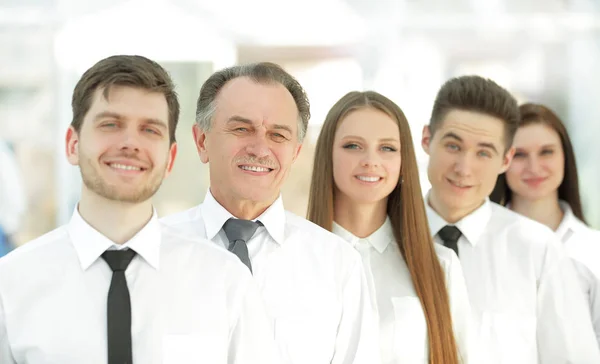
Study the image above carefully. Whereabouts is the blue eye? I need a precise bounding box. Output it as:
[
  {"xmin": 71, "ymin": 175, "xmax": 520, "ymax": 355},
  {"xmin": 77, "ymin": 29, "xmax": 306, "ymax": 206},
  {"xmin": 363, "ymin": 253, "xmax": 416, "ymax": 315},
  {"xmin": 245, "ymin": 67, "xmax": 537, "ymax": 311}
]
[
  {"xmin": 446, "ymin": 143, "xmax": 459, "ymax": 151},
  {"xmin": 381, "ymin": 146, "xmax": 397, "ymax": 152},
  {"xmin": 343, "ymin": 143, "xmax": 360, "ymax": 150}
]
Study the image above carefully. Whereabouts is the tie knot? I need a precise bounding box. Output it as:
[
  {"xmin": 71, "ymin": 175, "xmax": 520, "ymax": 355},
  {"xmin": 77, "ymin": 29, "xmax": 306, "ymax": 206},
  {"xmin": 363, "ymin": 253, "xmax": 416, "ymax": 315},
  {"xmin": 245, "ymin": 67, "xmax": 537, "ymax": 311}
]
[
  {"xmin": 222, "ymin": 218, "xmax": 260, "ymax": 243},
  {"xmin": 438, "ymin": 225, "xmax": 462, "ymax": 244},
  {"xmin": 102, "ymin": 249, "xmax": 137, "ymax": 272}
]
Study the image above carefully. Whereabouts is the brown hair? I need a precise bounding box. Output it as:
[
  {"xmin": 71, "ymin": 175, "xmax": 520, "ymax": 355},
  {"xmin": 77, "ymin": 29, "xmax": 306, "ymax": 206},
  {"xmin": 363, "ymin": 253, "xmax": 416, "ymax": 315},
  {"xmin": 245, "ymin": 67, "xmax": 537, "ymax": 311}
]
[
  {"xmin": 307, "ymin": 91, "xmax": 460, "ymax": 364},
  {"xmin": 195, "ymin": 62, "xmax": 311, "ymax": 142},
  {"xmin": 71, "ymin": 55, "xmax": 180, "ymax": 144},
  {"xmin": 490, "ymin": 103, "xmax": 587, "ymax": 223},
  {"xmin": 429, "ymin": 75, "xmax": 519, "ymax": 150}
]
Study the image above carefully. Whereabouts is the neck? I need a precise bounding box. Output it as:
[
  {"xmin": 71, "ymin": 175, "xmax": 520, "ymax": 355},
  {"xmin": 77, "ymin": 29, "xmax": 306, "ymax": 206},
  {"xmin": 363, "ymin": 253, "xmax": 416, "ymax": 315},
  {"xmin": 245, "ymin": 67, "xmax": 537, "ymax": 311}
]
[
  {"xmin": 510, "ymin": 193, "xmax": 563, "ymax": 231},
  {"xmin": 333, "ymin": 195, "xmax": 387, "ymax": 238},
  {"xmin": 428, "ymin": 189, "xmax": 484, "ymax": 224},
  {"xmin": 210, "ymin": 187, "xmax": 275, "ymax": 220},
  {"xmin": 78, "ymin": 188, "xmax": 154, "ymax": 244}
]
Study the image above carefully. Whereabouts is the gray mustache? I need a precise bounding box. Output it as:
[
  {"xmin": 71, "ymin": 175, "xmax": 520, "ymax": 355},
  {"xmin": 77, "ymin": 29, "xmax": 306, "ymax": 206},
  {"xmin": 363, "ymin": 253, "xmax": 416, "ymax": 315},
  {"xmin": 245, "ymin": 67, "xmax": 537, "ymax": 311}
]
[{"xmin": 234, "ymin": 157, "xmax": 277, "ymax": 169}]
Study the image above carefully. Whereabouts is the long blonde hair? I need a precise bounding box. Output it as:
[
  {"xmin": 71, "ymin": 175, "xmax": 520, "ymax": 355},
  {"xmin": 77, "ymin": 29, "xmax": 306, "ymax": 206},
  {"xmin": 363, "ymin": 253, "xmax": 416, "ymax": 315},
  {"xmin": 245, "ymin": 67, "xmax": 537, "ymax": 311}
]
[{"xmin": 307, "ymin": 91, "xmax": 460, "ymax": 364}]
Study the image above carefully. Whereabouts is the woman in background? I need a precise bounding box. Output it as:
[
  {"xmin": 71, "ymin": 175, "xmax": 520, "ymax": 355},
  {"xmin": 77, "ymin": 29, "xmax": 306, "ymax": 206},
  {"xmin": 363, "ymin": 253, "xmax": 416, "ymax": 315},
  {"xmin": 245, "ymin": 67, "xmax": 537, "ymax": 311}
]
[
  {"xmin": 491, "ymin": 102, "xmax": 600, "ymax": 346},
  {"xmin": 307, "ymin": 91, "xmax": 474, "ymax": 363}
]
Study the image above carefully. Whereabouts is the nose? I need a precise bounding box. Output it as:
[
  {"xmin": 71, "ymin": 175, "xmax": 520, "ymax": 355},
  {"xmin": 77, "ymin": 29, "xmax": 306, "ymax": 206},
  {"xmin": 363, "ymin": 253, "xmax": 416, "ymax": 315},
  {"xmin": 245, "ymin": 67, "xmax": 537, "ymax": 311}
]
[
  {"xmin": 118, "ymin": 126, "xmax": 141, "ymax": 153},
  {"xmin": 244, "ymin": 129, "xmax": 270, "ymax": 159},
  {"xmin": 525, "ymin": 155, "xmax": 542, "ymax": 174},
  {"xmin": 453, "ymin": 153, "xmax": 473, "ymax": 177},
  {"xmin": 360, "ymin": 148, "xmax": 382, "ymax": 168}
]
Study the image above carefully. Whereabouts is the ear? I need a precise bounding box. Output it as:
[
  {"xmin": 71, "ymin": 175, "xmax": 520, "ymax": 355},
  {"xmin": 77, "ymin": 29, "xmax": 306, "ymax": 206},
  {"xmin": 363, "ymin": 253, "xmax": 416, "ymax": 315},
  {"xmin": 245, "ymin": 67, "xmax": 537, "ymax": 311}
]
[
  {"xmin": 164, "ymin": 142, "xmax": 178, "ymax": 178},
  {"xmin": 421, "ymin": 125, "xmax": 432, "ymax": 155},
  {"xmin": 192, "ymin": 124, "xmax": 209, "ymax": 164},
  {"xmin": 291, "ymin": 143, "xmax": 303, "ymax": 163},
  {"xmin": 499, "ymin": 146, "xmax": 515, "ymax": 174},
  {"xmin": 65, "ymin": 126, "xmax": 80, "ymax": 166}
]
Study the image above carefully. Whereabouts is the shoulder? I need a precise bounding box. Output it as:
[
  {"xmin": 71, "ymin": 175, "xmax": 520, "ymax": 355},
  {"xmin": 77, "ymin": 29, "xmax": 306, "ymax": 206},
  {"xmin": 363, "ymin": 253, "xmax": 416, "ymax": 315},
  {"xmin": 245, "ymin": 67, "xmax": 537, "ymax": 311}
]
[
  {"xmin": 564, "ymin": 226, "xmax": 600, "ymax": 277},
  {"xmin": 159, "ymin": 222, "xmax": 254, "ymax": 278},
  {"xmin": 489, "ymin": 202, "xmax": 557, "ymax": 245},
  {"xmin": 285, "ymin": 211, "xmax": 359, "ymax": 254},
  {"xmin": 160, "ymin": 205, "xmax": 200, "ymax": 226},
  {"xmin": 282, "ymin": 211, "xmax": 364, "ymax": 282},
  {"xmin": 0, "ymin": 226, "xmax": 72, "ymax": 293},
  {"xmin": 160, "ymin": 205, "xmax": 207, "ymax": 237},
  {"xmin": 0, "ymin": 226, "xmax": 69, "ymax": 271},
  {"xmin": 160, "ymin": 222, "xmax": 226, "ymax": 258}
]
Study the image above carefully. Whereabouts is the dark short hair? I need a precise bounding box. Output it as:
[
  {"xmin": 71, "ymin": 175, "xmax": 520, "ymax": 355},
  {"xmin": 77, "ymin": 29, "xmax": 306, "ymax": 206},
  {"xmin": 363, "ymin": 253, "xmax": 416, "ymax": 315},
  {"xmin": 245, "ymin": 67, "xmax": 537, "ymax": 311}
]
[
  {"xmin": 71, "ymin": 55, "xmax": 179, "ymax": 144},
  {"xmin": 429, "ymin": 75, "xmax": 519, "ymax": 150}
]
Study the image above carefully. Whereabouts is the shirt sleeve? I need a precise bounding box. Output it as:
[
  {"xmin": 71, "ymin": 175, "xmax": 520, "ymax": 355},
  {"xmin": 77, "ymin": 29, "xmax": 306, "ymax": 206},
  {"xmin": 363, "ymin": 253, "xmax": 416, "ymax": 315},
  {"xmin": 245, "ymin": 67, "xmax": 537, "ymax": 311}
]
[
  {"xmin": 445, "ymin": 251, "xmax": 479, "ymax": 364},
  {"xmin": 0, "ymin": 290, "xmax": 16, "ymax": 364},
  {"xmin": 536, "ymin": 234, "xmax": 600, "ymax": 362},
  {"xmin": 564, "ymin": 229, "xmax": 600, "ymax": 348},
  {"xmin": 228, "ymin": 268, "xmax": 281, "ymax": 364},
  {"xmin": 573, "ymin": 260, "xmax": 600, "ymax": 347},
  {"xmin": 331, "ymin": 251, "xmax": 382, "ymax": 364}
]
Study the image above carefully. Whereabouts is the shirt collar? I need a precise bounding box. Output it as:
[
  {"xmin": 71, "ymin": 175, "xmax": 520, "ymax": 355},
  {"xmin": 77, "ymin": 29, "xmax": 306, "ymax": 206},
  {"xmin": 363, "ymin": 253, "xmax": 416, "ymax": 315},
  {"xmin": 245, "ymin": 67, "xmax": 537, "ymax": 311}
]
[
  {"xmin": 67, "ymin": 205, "xmax": 161, "ymax": 271},
  {"xmin": 425, "ymin": 192, "xmax": 492, "ymax": 247},
  {"xmin": 199, "ymin": 189, "xmax": 285, "ymax": 245},
  {"xmin": 332, "ymin": 216, "xmax": 394, "ymax": 254},
  {"xmin": 556, "ymin": 200, "xmax": 587, "ymax": 241}
]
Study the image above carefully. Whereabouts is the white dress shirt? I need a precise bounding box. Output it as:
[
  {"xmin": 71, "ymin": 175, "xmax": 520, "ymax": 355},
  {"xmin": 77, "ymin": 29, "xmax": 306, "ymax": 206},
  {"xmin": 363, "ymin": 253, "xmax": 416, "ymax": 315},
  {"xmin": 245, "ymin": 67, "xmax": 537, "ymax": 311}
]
[
  {"xmin": 426, "ymin": 197, "xmax": 600, "ymax": 363},
  {"xmin": 556, "ymin": 200, "xmax": 600, "ymax": 347},
  {"xmin": 332, "ymin": 217, "xmax": 475, "ymax": 364},
  {"xmin": 0, "ymin": 208, "xmax": 279, "ymax": 364},
  {"xmin": 161, "ymin": 190, "xmax": 381, "ymax": 364},
  {"xmin": 0, "ymin": 141, "xmax": 26, "ymax": 235}
]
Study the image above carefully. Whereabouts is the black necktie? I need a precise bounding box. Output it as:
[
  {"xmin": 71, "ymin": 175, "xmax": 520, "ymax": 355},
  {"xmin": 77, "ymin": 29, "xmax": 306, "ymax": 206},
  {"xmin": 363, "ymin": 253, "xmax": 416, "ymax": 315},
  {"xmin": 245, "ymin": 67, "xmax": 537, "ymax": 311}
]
[
  {"xmin": 438, "ymin": 225, "xmax": 462, "ymax": 257},
  {"xmin": 102, "ymin": 249, "xmax": 137, "ymax": 364},
  {"xmin": 222, "ymin": 218, "xmax": 260, "ymax": 274}
]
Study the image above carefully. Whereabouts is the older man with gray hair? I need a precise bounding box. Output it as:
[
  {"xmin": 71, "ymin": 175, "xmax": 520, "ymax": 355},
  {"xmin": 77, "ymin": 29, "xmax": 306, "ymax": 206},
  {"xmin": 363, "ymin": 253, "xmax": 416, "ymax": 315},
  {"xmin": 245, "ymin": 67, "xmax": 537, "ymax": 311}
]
[{"xmin": 162, "ymin": 62, "xmax": 380, "ymax": 364}]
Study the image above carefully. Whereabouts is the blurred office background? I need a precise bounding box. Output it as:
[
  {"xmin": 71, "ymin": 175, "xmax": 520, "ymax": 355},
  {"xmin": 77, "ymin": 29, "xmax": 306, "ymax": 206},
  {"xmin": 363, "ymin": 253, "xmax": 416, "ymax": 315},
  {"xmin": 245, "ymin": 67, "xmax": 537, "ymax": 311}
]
[{"xmin": 1, "ymin": 0, "xmax": 600, "ymax": 245}]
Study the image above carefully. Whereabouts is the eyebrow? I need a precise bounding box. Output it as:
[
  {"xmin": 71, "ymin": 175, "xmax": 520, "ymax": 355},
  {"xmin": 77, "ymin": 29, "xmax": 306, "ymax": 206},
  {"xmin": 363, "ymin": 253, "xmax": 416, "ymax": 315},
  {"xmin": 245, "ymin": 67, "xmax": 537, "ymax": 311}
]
[
  {"xmin": 341, "ymin": 135, "xmax": 400, "ymax": 143},
  {"xmin": 441, "ymin": 132, "xmax": 463, "ymax": 143},
  {"xmin": 442, "ymin": 131, "xmax": 499, "ymax": 154},
  {"xmin": 515, "ymin": 143, "xmax": 558, "ymax": 150},
  {"xmin": 227, "ymin": 115, "xmax": 253, "ymax": 125},
  {"xmin": 227, "ymin": 115, "xmax": 293, "ymax": 134},
  {"xmin": 94, "ymin": 111, "xmax": 168, "ymax": 130}
]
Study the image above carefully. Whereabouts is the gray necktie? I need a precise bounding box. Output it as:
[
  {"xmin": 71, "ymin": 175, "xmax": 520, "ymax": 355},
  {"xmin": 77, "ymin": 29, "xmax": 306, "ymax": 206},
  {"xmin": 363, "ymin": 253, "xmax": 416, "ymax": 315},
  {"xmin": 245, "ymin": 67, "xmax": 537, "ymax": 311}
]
[{"xmin": 222, "ymin": 218, "xmax": 260, "ymax": 273}]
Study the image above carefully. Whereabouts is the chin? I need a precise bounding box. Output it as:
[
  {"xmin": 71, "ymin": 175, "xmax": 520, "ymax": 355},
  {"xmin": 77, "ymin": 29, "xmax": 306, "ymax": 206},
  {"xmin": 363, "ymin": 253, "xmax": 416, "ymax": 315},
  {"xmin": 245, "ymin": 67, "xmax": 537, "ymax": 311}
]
[
  {"xmin": 521, "ymin": 190, "xmax": 553, "ymax": 202},
  {"xmin": 237, "ymin": 188, "xmax": 278, "ymax": 203},
  {"xmin": 349, "ymin": 193, "xmax": 388, "ymax": 205},
  {"xmin": 443, "ymin": 194, "xmax": 476, "ymax": 208}
]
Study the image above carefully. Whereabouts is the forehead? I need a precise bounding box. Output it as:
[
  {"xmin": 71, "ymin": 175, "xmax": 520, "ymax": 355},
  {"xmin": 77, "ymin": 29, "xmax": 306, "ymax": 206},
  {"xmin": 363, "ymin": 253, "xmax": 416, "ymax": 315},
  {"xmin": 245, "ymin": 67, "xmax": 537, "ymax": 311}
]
[
  {"xmin": 437, "ymin": 109, "xmax": 505, "ymax": 146},
  {"xmin": 513, "ymin": 123, "xmax": 561, "ymax": 147},
  {"xmin": 336, "ymin": 108, "xmax": 399, "ymax": 140},
  {"xmin": 214, "ymin": 77, "xmax": 299, "ymax": 127},
  {"xmin": 85, "ymin": 86, "xmax": 169, "ymax": 123}
]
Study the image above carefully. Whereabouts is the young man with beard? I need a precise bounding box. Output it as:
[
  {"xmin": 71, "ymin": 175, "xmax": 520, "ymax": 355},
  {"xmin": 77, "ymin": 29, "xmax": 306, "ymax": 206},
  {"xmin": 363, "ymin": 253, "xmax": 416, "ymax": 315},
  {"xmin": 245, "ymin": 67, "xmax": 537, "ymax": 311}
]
[{"xmin": 0, "ymin": 55, "xmax": 279, "ymax": 364}]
